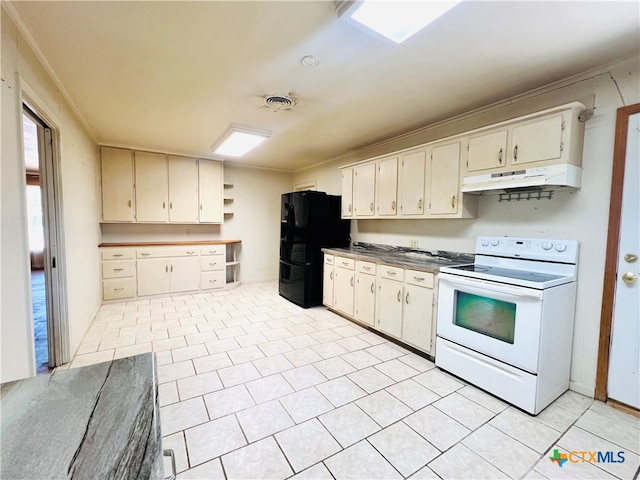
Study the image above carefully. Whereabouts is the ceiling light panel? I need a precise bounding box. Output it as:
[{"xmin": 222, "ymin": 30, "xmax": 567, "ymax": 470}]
[
  {"xmin": 341, "ymin": 0, "xmax": 462, "ymax": 44},
  {"xmin": 211, "ymin": 124, "xmax": 271, "ymax": 158}
]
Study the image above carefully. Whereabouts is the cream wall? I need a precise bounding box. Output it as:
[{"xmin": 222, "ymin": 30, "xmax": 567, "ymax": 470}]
[
  {"xmin": 293, "ymin": 57, "xmax": 640, "ymax": 397},
  {"xmin": 101, "ymin": 164, "xmax": 293, "ymax": 283},
  {"xmin": 1, "ymin": 10, "xmax": 102, "ymax": 382}
]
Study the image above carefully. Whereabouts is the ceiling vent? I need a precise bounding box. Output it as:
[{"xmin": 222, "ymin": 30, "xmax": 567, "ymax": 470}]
[{"xmin": 264, "ymin": 94, "xmax": 295, "ymax": 111}]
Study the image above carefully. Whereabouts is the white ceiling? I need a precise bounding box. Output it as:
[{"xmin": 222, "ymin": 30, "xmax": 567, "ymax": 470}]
[{"xmin": 8, "ymin": 1, "xmax": 640, "ymax": 171}]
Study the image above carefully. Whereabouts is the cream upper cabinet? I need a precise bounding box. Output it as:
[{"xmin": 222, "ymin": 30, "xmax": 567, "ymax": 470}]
[
  {"xmin": 198, "ymin": 160, "xmax": 223, "ymax": 223},
  {"xmin": 510, "ymin": 114, "xmax": 563, "ymax": 166},
  {"xmin": 341, "ymin": 168, "xmax": 354, "ymax": 218},
  {"xmin": 101, "ymin": 147, "xmax": 134, "ymax": 222},
  {"xmin": 377, "ymin": 156, "xmax": 398, "ymax": 216},
  {"xmin": 168, "ymin": 156, "xmax": 198, "ymax": 223},
  {"xmin": 467, "ymin": 129, "xmax": 508, "ymax": 172},
  {"xmin": 353, "ymin": 162, "xmax": 376, "ymax": 217},
  {"xmin": 429, "ymin": 142, "xmax": 461, "ymax": 216},
  {"xmin": 399, "ymin": 149, "xmax": 426, "ymax": 216},
  {"xmin": 135, "ymin": 151, "xmax": 168, "ymax": 222}
]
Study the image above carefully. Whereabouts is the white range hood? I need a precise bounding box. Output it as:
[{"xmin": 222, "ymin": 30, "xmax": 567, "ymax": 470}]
[{"xmin": 461, "ymin": 164, "xmax": 582, "ymax": 194}]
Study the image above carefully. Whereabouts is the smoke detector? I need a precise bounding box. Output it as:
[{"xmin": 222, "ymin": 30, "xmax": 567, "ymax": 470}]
[{"xmin": 264, "ymin": 94, "xmax": 296, "ymax": 111}]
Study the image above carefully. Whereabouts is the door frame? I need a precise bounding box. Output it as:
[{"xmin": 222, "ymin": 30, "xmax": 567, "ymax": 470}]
[
  {"xmin": 21, "ymin": 86, "xmax": 71, "ymax": 368},
  {"xmin": 595, "ymin": 103, "xmax": 640, "ymax": 401}
]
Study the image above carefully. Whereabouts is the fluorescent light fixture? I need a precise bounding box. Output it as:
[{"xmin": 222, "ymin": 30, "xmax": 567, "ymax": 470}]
[
  {"xmin": 211, "ymin": 124, "xmax": 271, "ymax": 157},
  {"xmin": 341, "ymin": 0, "xmax": 462, "ymax": 44}
]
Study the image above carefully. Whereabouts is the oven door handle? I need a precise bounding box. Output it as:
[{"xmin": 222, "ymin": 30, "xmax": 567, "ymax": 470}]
[{"xmin": 439, "ymin": 273, "xmax": 543, "ymax": 300}]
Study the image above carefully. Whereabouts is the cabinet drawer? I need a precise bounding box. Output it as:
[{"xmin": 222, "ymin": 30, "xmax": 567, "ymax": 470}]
[
  {"xmin": 201, "ymin": 271, "xmax": 225, "ymax": 290},
  {"xmin": 200, "ymin": 245, "xmax": 225, "ymax": 256},
  {"xmin": 357, "ymin": 260, "xmax": 377, "ymax": 275},
  {"xmin": 405, "ymin": 269, "xmax": 434, "ymax": 288},
  {"xmin": 102, "ymin": 278, "xmax": 136, "ymax": 301},
  {"xmin": 324, "ymin": 254, "xmax": 335, "ymax": 266},
  {"xmin": 380, "ymin": 265, "xmax": 404, "ymax": 281},
  {"xmin": 102, "ymin": 260, "xmax": 135, "ymax": 279},
  {"xmin": 335, "ymin": 256, "xmax": 355, "ymax": 270},
  {"xmin": 137, "ymin": 248, "xmax": 198, "ymax": 259},
  {"xmin": 201, "ymin": 255, "xmax": 224, "ymax": 272},
  {"xmin": 101, "ymin": 249, "xmax": 134, "ymax": 260}
]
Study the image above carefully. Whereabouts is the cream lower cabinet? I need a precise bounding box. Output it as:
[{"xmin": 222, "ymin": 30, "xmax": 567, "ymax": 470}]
[
  {"xmin": 323, "ymin": 255, "xmax": 336, "ymax": 306},
  {"xmin": 136, "ymin": 250, "xmax": 200, "ymax": 296},
  {"xmin": 101, "ymin": 248, "xmax": 136, "ymax": 300},
  {"xmin": 354, "ymin": 261, "xmax": 376, "ymax": 326},
  {"xmin": 333, "ymin": 256, "xmax": 355, "ymax": 316},
  {"xmin": 401, "ymin": 271, "xmax": 435, "ymax": 353},
  {"xmin": 376, "ymin": 266, "xmax": 404, "ymax": 338},
  {"xmin": 201, "ymin": 245, "xmax": 225, "ymax": 290}
]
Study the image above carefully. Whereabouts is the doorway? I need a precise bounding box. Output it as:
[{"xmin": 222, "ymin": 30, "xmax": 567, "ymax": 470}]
[
  {"xmin": 22, "ymin": 103, "xmax": 69, "ymax": 372},
  {"xmin": 596, "ymin": 103, "xmax": 640, "ymax": 411}
]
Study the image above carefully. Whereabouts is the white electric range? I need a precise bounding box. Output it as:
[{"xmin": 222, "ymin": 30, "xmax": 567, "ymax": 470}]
[{"xmin": 436, "ymin": 236, "xmax": 579, "ymax": 415}]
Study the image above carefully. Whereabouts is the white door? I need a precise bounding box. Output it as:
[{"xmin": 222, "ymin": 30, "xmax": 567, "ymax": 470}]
[
  {"xmin": 198, "ymin": 160, "xmax": 223, "ymax": 223},
  {"xmin": 377, "ymin": 156, "xmax": 398, "ymax": 216},
  {"xmin": 608, "ymin": 111, "xmax": 640, "ymax": 409},
  {"xmin": 135, "ymin": 151, "xmax": 168, "ymax": 222},
  {"xmin": 168, "ymin": 156, "xmax": 198, "ymax": 223}
]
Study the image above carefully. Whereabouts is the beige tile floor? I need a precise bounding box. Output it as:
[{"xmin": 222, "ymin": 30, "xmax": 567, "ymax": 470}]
[{"xmin": 68, "ymin": 281, "xmax": 640, "ymax": 479}]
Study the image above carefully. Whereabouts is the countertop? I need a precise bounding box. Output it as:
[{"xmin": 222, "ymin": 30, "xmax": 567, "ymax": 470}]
[
  {"xmin": 99, "ymin": 239, "xmax": 241, "ymax": 247},
  {"xmin": 322, "ymin": 242, "xmax": 474, "ymax": 274},
  {"xmin": 0, "ymin": 354, "xmax": 162, "ymax": 479}
]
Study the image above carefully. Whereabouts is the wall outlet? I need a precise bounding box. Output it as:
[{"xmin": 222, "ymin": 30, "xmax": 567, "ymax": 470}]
[{"xmin": 409, "ymin": 240, "xmax": 418, "ymax": 248}]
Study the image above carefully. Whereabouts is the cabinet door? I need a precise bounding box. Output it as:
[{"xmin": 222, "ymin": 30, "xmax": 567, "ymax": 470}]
[
  {"xmin": 137, "ymin": 258, "xmax": 171, "ymax": 296},
  {"xmin": 341, "ymin": 168, "xmax": 354, "ymax": 218},
  {"xmin": 377, "ymin": 279, "xmax": 403, "ymax": 338},
  {"xmin": 101, "ymin": 147, "xmax": 134, "ymax": 222},
  {"xmin": 467, "ymin": 129, "xmax": 507, "ymax": 172},
  {"xmin": 511, "ymin": 115, "xmax": 563, "ymax": 166},
  {"xmin": 353, "ymin": 162, "xmax": 376, "ymax": 217},
  {"xmin": 354, "ymin": 274, "xmax": 376, "ymax": 326},
  {"xmin": 402, "ymin": 284, "xmax": 434, "ymax": 353},
  {"xmin": 334, "ymin": 267, "xmax": 355, "ymax": 316},
  {"xmin": 168, "ymin": 156, "xmax": 198, "ymax": 223},
  {"xmin": 323, "ymin": 265, "xmax": 335, "ymax": 307},
  {"xmin": 170, "ymin": 256, "xmax": 200, "ymax": 293},
  {"xmin": 377, "ymin": 156, "xmax": 398, "ymax": 216},
  {"xmin": 199, "ymin": 160, "xmax": 223, "ymax": 223},
  {"xmin": 400, "ymin": 149, "xmax": 426, "ymax": 216},
  {"xmin": 135, "ymin": 151, "xmax": 169, "ymax": 222},
  {"xmin": 430, "ymin": 142, "xmax": 461, "ymax": 215}
]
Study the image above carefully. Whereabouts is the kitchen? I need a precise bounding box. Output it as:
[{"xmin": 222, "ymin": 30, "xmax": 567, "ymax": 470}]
[{"xmin": 1, "ymin": 1, "xmax": 639, "ymax": 479}]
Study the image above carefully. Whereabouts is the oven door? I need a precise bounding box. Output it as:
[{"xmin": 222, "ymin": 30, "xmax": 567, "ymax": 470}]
[{"xmin": 437, "ymin": 273, "xmax": 544, "ymax": 373}]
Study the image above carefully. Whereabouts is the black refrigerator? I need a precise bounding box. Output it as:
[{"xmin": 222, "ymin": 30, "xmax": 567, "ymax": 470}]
[{"xmin": 279, "ymin": 191, "xmax": 350, "ymax": 308}]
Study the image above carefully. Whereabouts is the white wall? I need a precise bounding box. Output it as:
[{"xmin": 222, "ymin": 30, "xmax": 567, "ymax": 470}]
[
  {"xmin": 293, "ymin": 58, "xmax": 640, "ymax": 397},
  {"xmin": 1, "ymin": 10, "xmax": 102, "ymax": 382},
  {"xmin": 101, "ymin": 164, "xmax": 293, "ymax": 283}
]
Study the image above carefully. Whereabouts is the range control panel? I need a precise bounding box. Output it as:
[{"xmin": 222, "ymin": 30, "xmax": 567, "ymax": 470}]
[{"xmin": 475, "ymin": 236, "xmax": 579, "ymax": 264}]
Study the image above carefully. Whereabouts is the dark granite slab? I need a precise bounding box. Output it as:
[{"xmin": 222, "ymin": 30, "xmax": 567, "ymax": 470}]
[
  {"xmin": 322, "ymin": 242, "xmax": 474, "ymax": 274},
  {"xmin": 0, "ymin": 354, "xmax": 162, "ymax": 480}
]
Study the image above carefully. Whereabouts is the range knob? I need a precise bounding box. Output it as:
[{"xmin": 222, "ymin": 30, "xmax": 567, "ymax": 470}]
[
  {"xmin": 490, "ymin": 239, "xmax": 500, "ymax": 246},
  {"xmin": 481, "ymin": 239, "xmax": 489, "ymax": 247},
  {"xmin": 542, "ymin": 241, "xmax": 553, "ymax": 251},
  {"xmin": 555, "ymin": 243, "xmax": 568, "ymax": 253}
]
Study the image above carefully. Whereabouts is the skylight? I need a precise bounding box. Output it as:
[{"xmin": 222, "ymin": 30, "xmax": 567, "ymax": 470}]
[
  {"xmin": 345, "ymin": 0, "xmax": 462, "ymax": 44},
  {"xmin": 211, "ymin": 124, "xmax": 271, "ymax": 158}
]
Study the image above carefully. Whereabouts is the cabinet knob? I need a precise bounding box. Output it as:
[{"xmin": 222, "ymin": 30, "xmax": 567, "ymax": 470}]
[
  {"xmin": 370, "ymin": 202, "xmax": 374, "ymax": 212},
  {"xmin": 163, "ymin": 201, "xmax": 166, "ymax": 209},
  {"xmin": 370, "ymin": 282, "xmax": 374, "ymax": 293},
  {"xmin": 330, "ymin": 271, "xmax": 333, "ymax": 280},
  {"xmin": 513, "ymin": 145, "xmax": 519, "ymax": 161},
  {"xmin": 350, "ymin": 276, "xmax": 354, "ymax": 287},
  {"xmin": 348, "ymin": 204, "xmax": 352, "ymax": 213},
  {"xmin": 418, "ymin": 198, "xmax": 422, "ymax": 210},
  {"xmin": 165, "ymin": 265, "xmax": 168, "ymax": 272},
  {"xmin": 451, "ymin": 195, "xmax": 456, "ymax": 209},
  {"xmin": 170, "ymin": 202, "xmax": 173, "ymax": 209},
  {"xmin": 114, "ymin": 288, "xmax": 124, "ymax": 292},
  {"xmin": 113, "ymin": 268, "xmax": 124, "ymax": 272},
  {"xmin": 498, "ymin": 147, "xmax": 503, "ymax": 164},
  {"xmin": 391, "ymin": 201, "xmax": 396, "ymax": 211},
  {"xmin": 128, "ymin": 200, "xmax": 132, "ymax": 208},
  {"xmin": 113, "ymin": 254, "xmax": 123, "ymax": 257},
  {"xmin": 397, "ymin": 290, "xmax": 401, "ymax": 302},
  {"xmin": 405, "ymin": 292, "xmax": 410, "ymax": 304}
]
